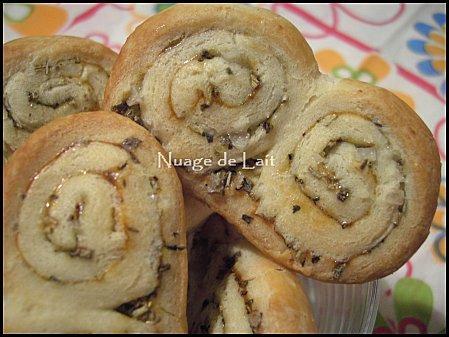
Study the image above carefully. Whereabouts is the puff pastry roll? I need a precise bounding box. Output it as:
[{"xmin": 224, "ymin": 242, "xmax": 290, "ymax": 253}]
[
  {"xmin": 188, "ymin": 214, "xmax": 317, "ymax": 333},
  {"xmin": 104, "ymin": 4, "xmax": 441, "ymax": 282},
  {"xmin": 3, "ymin": 36, "xmax": 117, "ymax": 158},
  {"xmin": 3, "ymin": 112, "xmax": 187, "ymax": 332}
]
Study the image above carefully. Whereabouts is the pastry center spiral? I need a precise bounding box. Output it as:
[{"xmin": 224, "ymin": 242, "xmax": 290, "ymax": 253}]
[
  {"xmin": 44, "ymin": 174, "xmax": 125, "ymax": 263},
  {"xmin": 171, "ymin": 57, "xmax": 257, "ymax": 116},
  {"xmin": 141, "ymin": 30, "xmax": 286, "ymax": 151},
  {"xmin": 4, "ymin": 58, "xmax": 108, "ymax": 132},
  {"xmin": 254, "ymin": 113, "xmax": 408, "ymax": 262},
  {"xmin": 17, "ymin": 142, "xmax": 131, "ymax": 283},
  {"xmin": 292, "ymin": 114, "xmax": 404, "ymax": 229}
]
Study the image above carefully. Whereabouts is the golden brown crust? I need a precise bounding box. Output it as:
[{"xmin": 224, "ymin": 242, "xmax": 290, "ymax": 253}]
[
  {"xmin": 188, "ymin": 214, "xmax": 317, "ymax": 333},
  {"xmin": 3, "ymin": 112, "xmax": 187, "ymax": 332},
  {"xmin": 3, "ymin": 35, "xmax": 117, "ymax": 78},
  {"xmin": 103, "ymin": 4, "xmax": 441, "ymax": 283},
  {"xmin": 3, "ymin": 36, "xmax": 117, "ymax": 157}
]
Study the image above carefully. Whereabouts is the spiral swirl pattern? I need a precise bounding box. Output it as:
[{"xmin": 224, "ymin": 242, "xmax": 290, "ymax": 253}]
[
  {"xmin": 254, "ymin": 79, "xmax": 440, "ymax": 282},
  {"xmin": 104, "ymin": 4, "xmax": 318, "ymax": 168},
  {"xmin": 144, "ymin": 30, "xmax": 286, "ymax": 158},
  {"xmin": 3, "ymin": 36, "xmax": 116, "ymax": 156},
  {"xmin": 104, "ymin": 4, "xmax": 440, "ymax": 282},
  {"xmin": 283, "ymin": 113, "xmax": 404, "ymax": 259},
  {"xmin": 4, "ymin": 112, "xmax": 186, "ymax": 332},
  {"xmin": 20, "ymin": 142, "xmax": 136, "ymax": 282}
]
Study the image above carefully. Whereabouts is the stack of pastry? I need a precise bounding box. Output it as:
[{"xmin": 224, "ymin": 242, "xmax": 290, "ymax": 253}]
[{"xmin": 3, "ymin": 4, "xmax": 440, "ymax": 333}]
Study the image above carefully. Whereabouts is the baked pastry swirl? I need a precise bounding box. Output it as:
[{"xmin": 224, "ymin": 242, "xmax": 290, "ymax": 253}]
[
  {"xmin": 103, "ymin": 4, "xmax": 317, "ymax": 166},
  {"xmin": 188, "ymin": 214, "xmax": 317, "ymax": 333},
  {"xmin": 252, "ymin": 79, "xmax": 440, "ymax": 282},
  {"xmin": 3, "ymin": 112, "xmax": 187, "ymax": 332},
  {"xmin": 3, "ymin": 36, "xmax": 117, "ymax": 158},
  {"xmin": 104, "ymin": 4, "xmax": 441, "ymax": 282}
]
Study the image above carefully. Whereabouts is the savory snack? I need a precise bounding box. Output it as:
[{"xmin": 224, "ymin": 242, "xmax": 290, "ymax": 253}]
[
  {"xmin": 3, "ymin": 36, "xmax": 117, "ymax": 158},
  {"xmin": 103, "ymin": 4, "xmax": 441, "ymax": 282},
  {"xmin": 188, "ymin": 214, "xmax": 317, "ymax": 333},
  {"xmin": 3, "ymin": 112, "xmax": 187, "ymax": 333}
]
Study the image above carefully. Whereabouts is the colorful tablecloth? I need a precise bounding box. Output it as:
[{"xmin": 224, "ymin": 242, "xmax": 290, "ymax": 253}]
[{"xmin": 3, "ymin": 3, "xmax": 446, "ymax": 334}]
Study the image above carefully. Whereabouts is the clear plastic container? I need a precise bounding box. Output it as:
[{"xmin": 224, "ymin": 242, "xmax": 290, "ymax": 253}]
[{"xmin": 298, "ymin": 276, "xmax": 380, "ymax": 333}]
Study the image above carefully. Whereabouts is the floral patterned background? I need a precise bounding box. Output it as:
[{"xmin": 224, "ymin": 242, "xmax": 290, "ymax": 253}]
[{"xmin": 3, "ymin": 3, "xmax": 446, "ymax": 334}]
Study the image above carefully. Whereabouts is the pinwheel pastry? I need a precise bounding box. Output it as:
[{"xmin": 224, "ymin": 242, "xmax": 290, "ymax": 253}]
[
  {"xmin": 188, "ymin": 214, "xmax": 317, "ymax": 333},
  {"xmin": 3, "ymin": 112, "xmax": 187, "ymax": 333},
  {"xmin": 103, "ymin": 4, "xmax": 441, "ymax": 282},
  {"xmin": 3, "ymin": 36, "xmax": 117, "ymax": 158}
]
